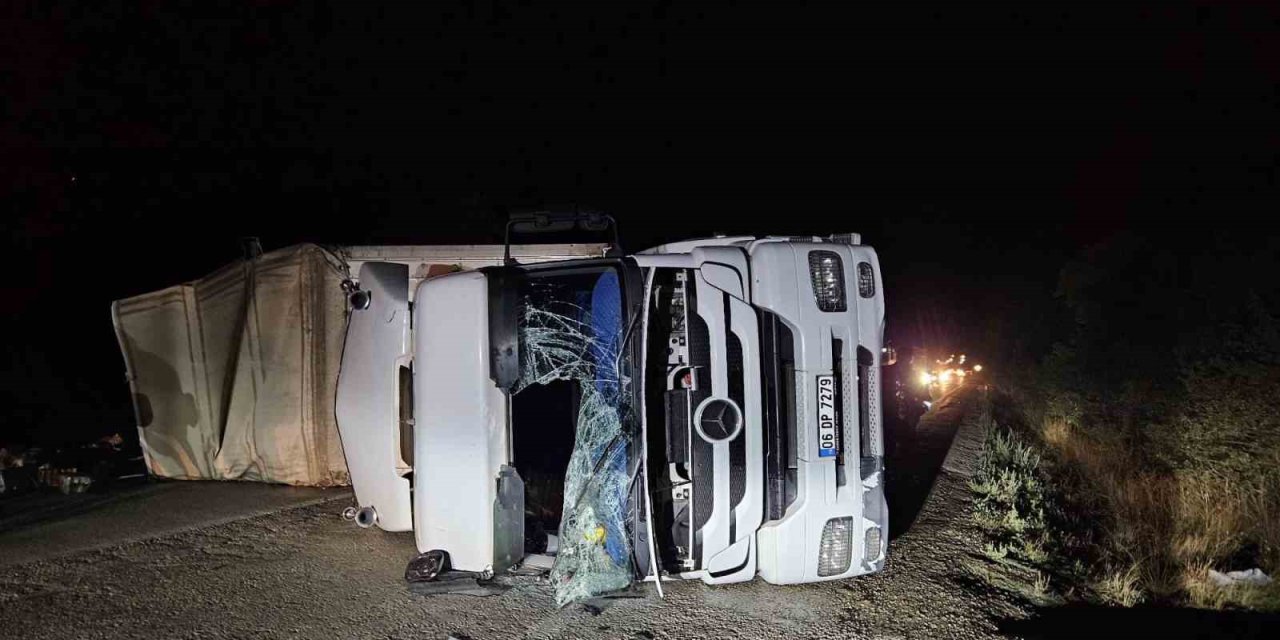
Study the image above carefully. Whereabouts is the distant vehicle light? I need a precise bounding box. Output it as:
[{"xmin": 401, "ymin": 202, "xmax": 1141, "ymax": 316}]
[
  {"xmin": 973, "ymin": 364, "xmax": 983, "ymax": 372},
  {"xmin": 939, "ymin": 369, "xmax": 953, "ymax": 382},
  {"xmin": 918, "ymin": 372, "xmax": 935, "ymax": 386}
]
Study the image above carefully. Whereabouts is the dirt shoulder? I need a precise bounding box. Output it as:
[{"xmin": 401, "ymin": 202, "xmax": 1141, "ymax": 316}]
[{"xmin": 842, "ymin": 390, "xmax": 1033, "ymax": 639}]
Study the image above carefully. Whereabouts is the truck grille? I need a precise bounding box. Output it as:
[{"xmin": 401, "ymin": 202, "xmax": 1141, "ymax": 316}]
[
  {"xmin": 689, "ymin": 310, "xmax": 714, "ymax": 533},
  {"xmin": 857, "ymin": 346, "xmax": 877, "ymax": 466},
  {"xmin": 727, "ymin": 311, "xmax": 746, "ymax": 510},
  {"xmin": 759, "ymin": 310, "xmax": 797, "ymax": 521}
]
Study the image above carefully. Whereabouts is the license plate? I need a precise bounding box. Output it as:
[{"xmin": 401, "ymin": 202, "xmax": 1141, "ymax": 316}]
[{"xmin": 817, "ymin": 374, "xmax": 839, "ymax": 458}]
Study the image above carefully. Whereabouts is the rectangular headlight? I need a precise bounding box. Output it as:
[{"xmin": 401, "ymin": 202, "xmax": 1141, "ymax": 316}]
[
  {"xmin": 817, "ymin": 516, "xmax": 853, "ymax": 576},
  {"xmin": 857, "ymin": 261, "xmax": 875, "ymax": 298},
  {"xmin": 865, "ymin": 526, "xmax": 882, "ymax": 562},
  {"xmin": 808, "ymin": 251, "xmax": 847, "ymax": 312}
]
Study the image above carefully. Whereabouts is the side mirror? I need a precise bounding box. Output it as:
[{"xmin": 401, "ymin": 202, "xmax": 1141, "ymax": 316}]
[
  {"xmin": 485, "ymin": 266, "xmax": 524, "ymax": 392},
  {"xmin": 578, "ymin": 212, "xmax": 611, "ymax": 232},
  {"xmin": 881, "ymin": 345, "xmax": 898, "ymax": 366}
]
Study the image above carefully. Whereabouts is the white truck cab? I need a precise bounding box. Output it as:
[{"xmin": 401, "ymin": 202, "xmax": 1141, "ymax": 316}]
[
  {"xmin": 335, "ymin": 227, "xmax": 888, "ymax": 599},
  {"xmin": 633, "ymin": 235, "xmax": 888, "ymax": 584}
]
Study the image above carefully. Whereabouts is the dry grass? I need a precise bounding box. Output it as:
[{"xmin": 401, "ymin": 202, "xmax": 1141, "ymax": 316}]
[
  {"xmin": 1242, "ymin": 453, "xmax": 1280, "ymax": 572},
  {"xmin": 1094, "ymin": 563, "xmax": 1145, "ymax": 607},
  {"xmin": 963, "ymin": 557, "xmax": 1063, "ymax": 607},
  {"xmin": 977, "ymin": 392, "xmax": 1280, "ymax": 611},
  {"xmin": 1033, "ymin": 412, "xmax": 1280, "ymax": 610},
  {"xmin": 1182, "ymin": 561, "xmax": 1280, "ymax": 611}
]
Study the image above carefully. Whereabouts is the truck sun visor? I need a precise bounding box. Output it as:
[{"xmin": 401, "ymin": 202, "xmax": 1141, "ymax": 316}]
[{"xmin": 514, "ymin": 270, "xmax": 635, "ymax": 607}]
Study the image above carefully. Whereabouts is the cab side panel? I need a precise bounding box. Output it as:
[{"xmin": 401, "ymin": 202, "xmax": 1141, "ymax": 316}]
[{"xmin": 335, "ymin": 262, "xmax": 413, "ymax": 532}]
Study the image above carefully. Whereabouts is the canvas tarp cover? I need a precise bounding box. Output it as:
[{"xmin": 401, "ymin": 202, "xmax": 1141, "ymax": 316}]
[{"xmin": 111, "ymin": 244, "xmax": 350, "ymax": 486}]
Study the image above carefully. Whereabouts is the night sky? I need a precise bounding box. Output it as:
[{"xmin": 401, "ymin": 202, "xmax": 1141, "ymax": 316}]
[{"xmin": 3, "ymin": 3, "xmax": 1276, "ymax": 446}]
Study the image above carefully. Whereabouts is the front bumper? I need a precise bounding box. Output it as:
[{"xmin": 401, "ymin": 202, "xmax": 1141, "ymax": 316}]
[
  {"xmin": 748, "ymin": 241, "xmax": 888, "ymax": 584},
  {"xmin": 756, "ymin": 468, "xmax": 887, "ymax": 583}
]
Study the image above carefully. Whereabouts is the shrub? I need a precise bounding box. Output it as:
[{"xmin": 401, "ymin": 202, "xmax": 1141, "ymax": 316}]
[
  {"xmin": 1094, "ymin": 563, "xmax": 1145, "ymax": 607},
  {"xmin": 969, "ymin": 418, "xmax": 1052, "ymax": 570}
]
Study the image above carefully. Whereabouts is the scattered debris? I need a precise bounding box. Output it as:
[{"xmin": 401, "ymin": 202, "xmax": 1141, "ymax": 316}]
[
  {"xmin": 59, "ymin": 475, "xmax": 92, "ymax": 495},
  {"xmin": 406, "ymin": 572, "xmax": 508, "ymax": 597},
  {"xmin": 2, "ymin": 435, "xmax": 145, "ymax": 498},
  {"xmin": 520, "ymin": 554, "xmax": 556, "ymax": 572},
  {"xmin": 1208, "ymin": 568, "xmax": 1273, "ymax": 588}
]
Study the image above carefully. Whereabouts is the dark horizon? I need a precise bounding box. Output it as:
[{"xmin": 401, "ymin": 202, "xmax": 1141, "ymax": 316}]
[{"xmin": 3, "ymin": 2, "xmax": 1277, "ymax": 447}]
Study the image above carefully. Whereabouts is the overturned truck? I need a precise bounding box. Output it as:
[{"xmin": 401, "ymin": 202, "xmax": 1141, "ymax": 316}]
[{"xmin": 338, "ymin": 228, "xmax": 890, "ymax": 604}]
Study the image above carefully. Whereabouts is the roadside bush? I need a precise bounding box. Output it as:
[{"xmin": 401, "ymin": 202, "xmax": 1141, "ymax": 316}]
[
  {"xmin": 970, "ymin": 424, "xmax": 1050, "ymax": 565},
  {"xmin": 966, "ymin": 409, "xmax": 1051, "ymax": 604}
]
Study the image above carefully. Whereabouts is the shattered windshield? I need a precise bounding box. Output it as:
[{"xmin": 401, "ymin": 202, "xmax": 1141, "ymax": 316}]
[{"xmin": 511, "ymin": 267, "xmax": 637, "ymax": 606}]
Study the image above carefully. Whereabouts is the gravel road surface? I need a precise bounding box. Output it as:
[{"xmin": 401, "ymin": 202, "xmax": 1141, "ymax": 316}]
[
  {"xmin": 0, "ymin": 482, "xmax": 337, "ymax": 567},
  {"xmin": 1, "ymin": 388, "xmax": 1031, "ymax": 639}
]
